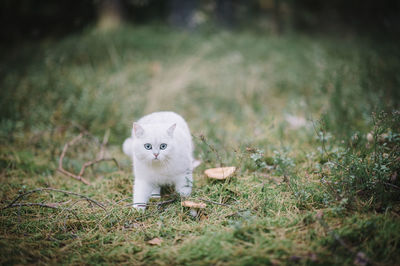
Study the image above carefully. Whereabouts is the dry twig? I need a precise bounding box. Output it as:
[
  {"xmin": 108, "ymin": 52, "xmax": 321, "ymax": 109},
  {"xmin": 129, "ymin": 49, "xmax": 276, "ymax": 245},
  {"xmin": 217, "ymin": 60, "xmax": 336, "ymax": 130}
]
[
  {"xmin": 2, "ymin": 187, "xmax": 106, "ymax": 211},
  {"xmin": 124, "ymin": 198, "xmax": 178, "ymax": 208},
  {"xmin": 57, "ymin": 130, "xmax": 119, "ymax": 185}
]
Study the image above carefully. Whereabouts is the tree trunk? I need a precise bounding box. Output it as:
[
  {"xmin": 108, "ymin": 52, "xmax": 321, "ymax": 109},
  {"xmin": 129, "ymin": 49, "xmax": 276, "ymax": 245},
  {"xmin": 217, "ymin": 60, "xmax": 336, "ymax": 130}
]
[{"xmin": 97, "ymin": 0, "xmax": 123, "ymax": 30}]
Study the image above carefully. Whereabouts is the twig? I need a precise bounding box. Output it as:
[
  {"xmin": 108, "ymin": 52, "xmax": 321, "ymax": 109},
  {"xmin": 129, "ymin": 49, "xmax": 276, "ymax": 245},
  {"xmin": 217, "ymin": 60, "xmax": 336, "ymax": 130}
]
[
  {"xmin": 113, "ymin": 198, "xmax": 131, "ymax": 205},
  {"xmin": 2, "ymin": 188, "xmax": 106, "ymax": 211},
  {"xmin": 383, "ymin": 182, "xmax": 400, "ymax": 190},
  {"xmin": 224, "ymin": 209, "xmax": 250, "ymax": 218},
  {"xmin": 57, "ymin": 131, "xmax": 119, "ymax": 185},
  {"xmin": 57, "ymin": 168, "xmax": 91, "ymax": 185},
  {"xmin": 199, "ymin": 198, "xmax": 230, "ymax": 206},
  {"xmin": 124, "ymin": 198, "xmax": 178, "ymax": 208},
  {"xmin": 58, "ymin": 133, "xmax": 84, "ymax": 170},
  {"xmin": 78, "ymin": 158, "xmax": 119, "ymax": 177},
  {"xmin": 58, "ymin": 133, "xmax": 91, "ymax": 185},
  {"xmin": 156, "ymin": 198, "xmax": 177, "ymax": 207}
]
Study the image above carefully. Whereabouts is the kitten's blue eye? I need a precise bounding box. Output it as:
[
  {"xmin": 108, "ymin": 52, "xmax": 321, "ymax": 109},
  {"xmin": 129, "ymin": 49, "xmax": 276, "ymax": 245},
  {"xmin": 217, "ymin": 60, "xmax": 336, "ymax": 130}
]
[
  {"xmin": 160, "ymin": 143, "xmax": 167, "ymax": 150},
  {"xmin": 144, "ymin": 143, "xmax": 152, "ymax": 150}
]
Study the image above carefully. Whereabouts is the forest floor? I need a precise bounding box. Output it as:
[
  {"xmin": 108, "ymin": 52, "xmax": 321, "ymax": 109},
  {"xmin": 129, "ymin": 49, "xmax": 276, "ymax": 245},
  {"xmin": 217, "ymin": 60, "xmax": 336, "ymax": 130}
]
[{"xmin": 0, "ymin": 25, "xmax": 399, "ymax": 265}]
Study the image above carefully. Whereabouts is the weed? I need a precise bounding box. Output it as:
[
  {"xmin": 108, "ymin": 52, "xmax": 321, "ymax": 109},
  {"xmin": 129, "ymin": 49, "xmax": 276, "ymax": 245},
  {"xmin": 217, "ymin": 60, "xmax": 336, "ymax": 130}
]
[{"xmin": 319, "ymin": 111, "xmax": 400, "ymax": 210}]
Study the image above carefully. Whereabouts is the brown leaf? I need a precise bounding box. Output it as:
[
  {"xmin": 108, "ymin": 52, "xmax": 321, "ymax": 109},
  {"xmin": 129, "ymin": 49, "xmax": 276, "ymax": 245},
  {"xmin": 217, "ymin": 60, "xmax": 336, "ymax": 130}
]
[
  {"xmin": 204, "ymin": 166, "xmax": 236, "ymax": 180},
  {"xmin": 147, "ymin": 237, "xmax": 163, "ymax": 246},
  {"xmin": 181, "ymin": 201, "xmax": 206, "ymax": 209}
]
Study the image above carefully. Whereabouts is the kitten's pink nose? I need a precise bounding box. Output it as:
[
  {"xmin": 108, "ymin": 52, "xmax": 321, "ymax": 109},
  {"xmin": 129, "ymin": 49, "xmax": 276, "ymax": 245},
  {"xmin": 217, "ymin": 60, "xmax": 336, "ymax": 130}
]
[{"xmin": 153, "ymin": 153, "xmax": 159, "ymax": 158}]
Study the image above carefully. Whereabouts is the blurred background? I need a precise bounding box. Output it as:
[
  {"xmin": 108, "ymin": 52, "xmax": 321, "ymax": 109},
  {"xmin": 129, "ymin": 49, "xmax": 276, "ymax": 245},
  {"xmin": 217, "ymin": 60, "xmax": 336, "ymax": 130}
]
[
  {"xmin": 0, "ymin": 0, "xmax": 399, "ymax": 143},
  {"xmin": 2, "ymin": 0, "xmax": 400, "ymax": 41}
]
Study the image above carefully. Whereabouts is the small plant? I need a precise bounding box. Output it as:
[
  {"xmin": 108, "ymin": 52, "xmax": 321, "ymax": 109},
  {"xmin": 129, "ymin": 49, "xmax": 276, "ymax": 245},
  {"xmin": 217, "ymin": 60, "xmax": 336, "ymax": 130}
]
[
  {"xmin": 320, "ymin": 111, "xmax": 400, "ymax": 210},
  {"xmin": 249, "ymin": 149, "xmax": 268, "ymax": 170},
  {"xmin": 272, "ymin": 149, "xmax": 295, "ymax": 177}
]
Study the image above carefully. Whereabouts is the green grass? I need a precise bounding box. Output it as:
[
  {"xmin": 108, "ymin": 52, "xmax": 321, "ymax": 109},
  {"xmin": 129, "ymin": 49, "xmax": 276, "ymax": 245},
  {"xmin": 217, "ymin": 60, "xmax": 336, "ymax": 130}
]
[{"xmin": 1, "ymin": 25, "xmax": 399, "ymax": 265}]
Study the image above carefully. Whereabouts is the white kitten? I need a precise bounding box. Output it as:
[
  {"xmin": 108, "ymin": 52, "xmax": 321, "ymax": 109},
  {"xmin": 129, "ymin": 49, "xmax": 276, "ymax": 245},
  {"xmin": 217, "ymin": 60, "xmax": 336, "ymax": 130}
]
[{"xmin": 123, "ymin": 111, "xmax": 196, "ymax": 210}]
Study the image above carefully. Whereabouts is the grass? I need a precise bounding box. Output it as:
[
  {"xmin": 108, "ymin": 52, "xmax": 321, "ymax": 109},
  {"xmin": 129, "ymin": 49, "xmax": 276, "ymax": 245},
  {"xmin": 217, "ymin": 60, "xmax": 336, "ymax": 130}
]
[{"xmin": 0, "ymin": 24, "xmax": 399, "ymax": 265}]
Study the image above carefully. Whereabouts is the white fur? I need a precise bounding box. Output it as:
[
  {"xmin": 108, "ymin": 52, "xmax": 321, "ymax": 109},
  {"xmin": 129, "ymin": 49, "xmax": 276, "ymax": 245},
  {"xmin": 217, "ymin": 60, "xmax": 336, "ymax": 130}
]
[{"xmin": 123, "ymin": 112, "xmax": 195, "ymax": 210}]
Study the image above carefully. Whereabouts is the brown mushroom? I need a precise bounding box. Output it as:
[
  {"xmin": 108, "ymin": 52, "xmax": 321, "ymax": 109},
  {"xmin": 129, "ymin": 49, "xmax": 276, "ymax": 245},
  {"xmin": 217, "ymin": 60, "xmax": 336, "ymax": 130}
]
[
  {"xmin": 204, "ymin": 166, "xmax": 236, "ymax": 180},
  {"xmin": 181, "ymin": 200, "xmax": 206, "ymax": 209}
]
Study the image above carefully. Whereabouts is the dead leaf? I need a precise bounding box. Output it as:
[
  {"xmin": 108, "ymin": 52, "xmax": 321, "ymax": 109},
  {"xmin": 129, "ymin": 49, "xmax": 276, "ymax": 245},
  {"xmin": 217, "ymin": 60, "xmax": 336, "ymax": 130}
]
[
  {"xmin": 147, "ymin": 237, "xmax": 163, "ymax": 246},
  {"xmin": 204, "ymin": 166, "xmax": 236, "ymax": 180},
  {"xmin": 181, "ymin": 200, "xmax": 206, "ymax": 209}
]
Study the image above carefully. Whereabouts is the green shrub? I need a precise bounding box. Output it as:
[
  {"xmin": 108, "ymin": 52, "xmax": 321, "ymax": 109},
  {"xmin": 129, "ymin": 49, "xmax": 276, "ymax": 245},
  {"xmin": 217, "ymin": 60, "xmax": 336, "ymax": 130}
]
[{"xmin": 320, "ymin": 111, "xmax": 400, "ymax": 209}]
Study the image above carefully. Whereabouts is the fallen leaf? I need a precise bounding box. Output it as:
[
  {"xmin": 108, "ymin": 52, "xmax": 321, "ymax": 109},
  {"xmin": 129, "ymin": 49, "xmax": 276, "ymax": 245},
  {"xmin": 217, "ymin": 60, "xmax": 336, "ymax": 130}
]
[
  {"xmin": 204, "ymin": 166, "xmax": 236, "ymax": 179},
  {"xmin": 181, "ymin": 201, "xmax": 206, "ymax": 209},
  {"xmin": 147, "ymin": 237, "xmax": 163, "ymax": 246}
]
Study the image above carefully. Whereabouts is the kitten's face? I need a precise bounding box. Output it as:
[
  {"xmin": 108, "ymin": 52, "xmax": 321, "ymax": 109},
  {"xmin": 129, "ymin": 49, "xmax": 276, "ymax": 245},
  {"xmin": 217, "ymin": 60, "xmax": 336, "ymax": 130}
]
[{"xmin": 132, "ymin": 123, "xmax": 176, "ymax": 165}]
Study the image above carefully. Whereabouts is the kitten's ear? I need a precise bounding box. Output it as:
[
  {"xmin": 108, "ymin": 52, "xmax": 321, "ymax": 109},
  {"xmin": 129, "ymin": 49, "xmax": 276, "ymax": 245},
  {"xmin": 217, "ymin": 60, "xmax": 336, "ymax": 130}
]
[
  {"xmin": 167, "ymin": 123, "xmax": 176, "ymax": 137},
  {"xmin": 133, "ymin": 123, "xmax": 144, "ymax": 138}
]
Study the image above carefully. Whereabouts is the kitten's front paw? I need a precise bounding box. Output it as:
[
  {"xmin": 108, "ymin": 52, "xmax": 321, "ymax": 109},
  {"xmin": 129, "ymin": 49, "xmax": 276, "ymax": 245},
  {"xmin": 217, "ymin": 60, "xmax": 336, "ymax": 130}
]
[
  {"xmin": 132, "ymin": 203, "xmax": 147, "ymax": 211},
  {"xmin": 150, "ymin": 190, "xmax": 161, "ymax": 199}
]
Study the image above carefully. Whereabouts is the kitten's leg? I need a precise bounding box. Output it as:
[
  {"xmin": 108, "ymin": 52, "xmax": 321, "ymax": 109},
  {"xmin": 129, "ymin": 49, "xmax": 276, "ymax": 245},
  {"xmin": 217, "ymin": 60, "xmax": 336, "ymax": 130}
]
[
  {"xmin": 150, "ymin": 187, "xmax": 161, "ymax": 199},
  {"xmin": 175, "ymin": 168, "xmax": 193, "ymax": 198},
  {"xmin": 133, "ymin": 178, "xmax": 154, "ymax": 210}
]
